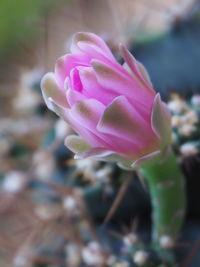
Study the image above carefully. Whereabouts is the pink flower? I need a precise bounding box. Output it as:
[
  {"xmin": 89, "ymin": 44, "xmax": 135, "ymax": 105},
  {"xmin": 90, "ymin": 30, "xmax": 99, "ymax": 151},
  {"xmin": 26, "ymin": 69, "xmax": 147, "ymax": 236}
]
[{"xmin": 41, "ymin": 32, "xmax": 171, "ymax": 169}]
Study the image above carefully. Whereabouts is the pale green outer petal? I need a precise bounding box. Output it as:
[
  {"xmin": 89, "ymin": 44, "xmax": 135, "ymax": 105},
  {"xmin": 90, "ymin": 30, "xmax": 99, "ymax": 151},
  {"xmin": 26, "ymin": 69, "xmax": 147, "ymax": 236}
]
[
  {"xmin": 65, "ymin": 135, "xmax": 91, "ymax": 154},
  {"xmin": 137, "ymin": 61, "xmax": 153, "ymax": 87},
  {"xmin": 117, "ymin": 161, "xmax": 135, "ymax": 171},
  {"xmin": 48, "ymin": 98, "xmax": 69, "ymax": 121},
  {"xmin": 97, "ymin": 95, "xmax": 146, "ymax": 143},
  {"xmin": 41, "ymin": 72, "xmax": 69, "ymax": 112},
  {"xmin": 68, "ymin": 144, "xmax": 131, "ymax": 164},
  {"xmin": 131, "ymin": 150, "xmax": 161, "ymax": 169},
  {"xmin": 74, "ymin": 148, "xmax": 114, "ymax": 160},
  {"xmin": 123, "ymin": 61, "xmax": 153, "ymax": 88},
  {"xmin": 151, "ymin": 93, "xmax": 172, "ymax": 149}
]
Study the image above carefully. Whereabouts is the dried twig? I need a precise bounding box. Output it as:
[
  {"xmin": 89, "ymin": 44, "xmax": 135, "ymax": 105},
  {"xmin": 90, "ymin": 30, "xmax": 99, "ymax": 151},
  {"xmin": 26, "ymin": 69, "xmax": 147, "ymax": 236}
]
[{"xmin": 103, "ymin": 173, "xmax": 133, "ymax": 224}]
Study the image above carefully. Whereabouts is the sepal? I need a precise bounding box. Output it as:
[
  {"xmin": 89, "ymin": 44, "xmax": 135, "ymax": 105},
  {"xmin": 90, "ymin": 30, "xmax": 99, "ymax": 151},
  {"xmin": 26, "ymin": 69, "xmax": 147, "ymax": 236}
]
[{"xmin": 151, "ymin": 94, "xmax": 172, "ymax": 149}]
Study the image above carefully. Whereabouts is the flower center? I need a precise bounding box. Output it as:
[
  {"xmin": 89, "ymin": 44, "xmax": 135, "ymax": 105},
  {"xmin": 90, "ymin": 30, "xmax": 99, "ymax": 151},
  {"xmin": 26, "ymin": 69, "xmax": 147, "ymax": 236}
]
[{"xmin": 70, "ymin": 67, "xmax": 83, "ymax": 92}]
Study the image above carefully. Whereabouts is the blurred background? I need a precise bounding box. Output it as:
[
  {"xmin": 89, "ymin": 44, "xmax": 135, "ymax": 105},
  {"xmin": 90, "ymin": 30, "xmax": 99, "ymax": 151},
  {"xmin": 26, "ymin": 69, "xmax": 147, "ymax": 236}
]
[{"xmin": 1, "ymin": 0, "xmax": 200, "ymax": 266}]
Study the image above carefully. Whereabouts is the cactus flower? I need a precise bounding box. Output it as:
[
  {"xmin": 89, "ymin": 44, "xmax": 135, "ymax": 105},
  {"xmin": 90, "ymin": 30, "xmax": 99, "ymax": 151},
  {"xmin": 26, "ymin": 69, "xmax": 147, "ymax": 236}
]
[
  {"xmin": 41, "ymin": 32, "xmax": 171, "ymax": 169},
  {"xmin": 41, "ymin": 32, "xmax": 186, "ymax": 245}
]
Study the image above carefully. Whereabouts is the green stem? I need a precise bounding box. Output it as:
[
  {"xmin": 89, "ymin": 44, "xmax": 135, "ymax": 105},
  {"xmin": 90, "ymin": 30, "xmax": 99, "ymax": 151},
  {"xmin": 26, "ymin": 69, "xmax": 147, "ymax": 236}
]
[{"xmin": 141, "ymin": 149, "xmax": 186, "ymax": 243}]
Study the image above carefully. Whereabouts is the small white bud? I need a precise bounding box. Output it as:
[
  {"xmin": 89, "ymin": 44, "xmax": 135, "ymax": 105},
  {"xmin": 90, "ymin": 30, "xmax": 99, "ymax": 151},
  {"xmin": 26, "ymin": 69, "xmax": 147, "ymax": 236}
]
[
  {"xmin": 82, "ymin": 242, "xmax": 104, "ymax": 265},
  {"xmin": 191, "ymin": 94, "xmax": 200, "ymax": 107},
  {"xmin": 35, "ymin": 204, "xmax": 60, "ymax": 221},
  {"xmin": 180, "ymin": 143, "xmax": 198, "ymax": 157},
  {"xmin": 13, "ymin": 88, "xmax": 41, "ymax": 113},
  {"xmin": 182, "ymin": 111, "xmax": 198, "ymax": 125},
  {"xmin": 123, "ymin": 233, "xmax": 138, "ymax": 247},
  {"xmin": 159, "ymin": 235, "xmax": 174, "ymax": 249},
  {"xmin": 96, "ymin": 167, "xmax": 112, "ymax": 180},
  {"xmin": 2, "ymin": 171, "xmax": 26, "ymax": 193},
  {"xmin": 133, "ymin": 251, "xmax": 148, "ymax": 266},
  {"xmin": 171, "ymin": 115, "xmax": 183, "ymax": 127},
  {"xmin": 14, "ymin": 255, "xmax": 28, "ymax": 267},
  {"xmin": 107, "ymin": 255, "xmax": 117, "ymax": 265},
  {"xmin": 75, "ymin": 158, "xmax": 94, "ymax": 170},
  {"xmin": 13, "ymin": 248, "xmax": 30, "ymax": 267},
  {"xmin": 168, "ymin": 99, "xmax": 188, "ymax": 114},
  {"xmin": 21, "ymin": 68, "xmax": 43, "ymax": 88},
  {"xmin": 13, "ymin": 69, "xmax": 42, "ymax": 114},
  {"xmin": 33, "ymin": 151, "xmax": 55, "ymax": 180},
  {"xmin": 63, "ymin": 196, "xmax": 77, "ymax": 211},
  {"xmin": 179, "ymin": 124, "xmax": 196, "ymax": 137}
]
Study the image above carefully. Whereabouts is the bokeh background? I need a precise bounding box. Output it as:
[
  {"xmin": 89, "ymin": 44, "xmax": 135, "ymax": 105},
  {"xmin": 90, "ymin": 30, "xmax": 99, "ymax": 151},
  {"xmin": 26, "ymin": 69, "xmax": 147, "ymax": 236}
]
[{"xmin": 1, "ymin": 0, "xmax": 200, "ymax": 266}]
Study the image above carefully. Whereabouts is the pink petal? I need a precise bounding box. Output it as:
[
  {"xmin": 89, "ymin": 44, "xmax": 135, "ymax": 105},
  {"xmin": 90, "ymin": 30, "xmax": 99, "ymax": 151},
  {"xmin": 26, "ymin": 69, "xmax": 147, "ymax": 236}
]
[
  {"xmin": 69, "ymin": 98, "xmax": 118, "ymax": 148},
  {"xmin": 55, "ymin": 53, "xmax": 91, "ymax": 89},
  {"xmin": 71, "ymin": 33, "xmax": 131, "ymax": 77},
  {"xmin": 41, "ymin": 72, "xmax": 69, "ymax": 112},
  {"xmin": 97, "ymin": 95, "xmax": 158, "ymax": 156},
  {"xmin": 92, "ymin": 59, "xmax": 153, "ymax": 116},
  {"xmin": 97, "ymin": 95, "xmax": 147, "ymax": 141},
  {"xmin": 71, "ymin": 32, "xmax": 115, "ymax": 61},
  {"xmin": 119, "ymin": 45, "xmax": 155, "ymax": 94},
  {"xmin": 69, "ymin": 67, "xmax": 83, "ymax": 92},
  {"xmin": 66, "ymin": 88, "xmax": 87, "ymax": 107},
  {"xmin": 66, "ymin": 34, "xmax": 140, "ymax": 95},
  {"xmin": 48, "ymin": 98, "xmax": 108, "ymax": 148},
  {"xmin": 70, "ymin": 98, "xmax": 105, "ymax": 132},
  {"xmin": 69, "ymin": 98, "xmax": 137, "ymax": 154},
  {"xmin": 79, "ymin": 67, "xmax": 118, "ymax": 105}
]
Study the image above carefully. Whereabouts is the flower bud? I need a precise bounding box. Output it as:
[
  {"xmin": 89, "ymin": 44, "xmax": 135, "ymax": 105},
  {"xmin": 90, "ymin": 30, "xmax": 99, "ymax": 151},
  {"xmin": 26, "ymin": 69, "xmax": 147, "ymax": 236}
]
[{"xmin": 41, "ymin": 32, "xmax": 171, "ymax": 169}]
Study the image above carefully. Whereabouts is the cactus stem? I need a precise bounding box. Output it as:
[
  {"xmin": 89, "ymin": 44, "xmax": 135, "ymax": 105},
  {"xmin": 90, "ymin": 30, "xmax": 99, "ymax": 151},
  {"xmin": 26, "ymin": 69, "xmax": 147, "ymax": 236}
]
[{"xmin": 141, "ymin": 149, "xmax": 186, "ymax": 243}]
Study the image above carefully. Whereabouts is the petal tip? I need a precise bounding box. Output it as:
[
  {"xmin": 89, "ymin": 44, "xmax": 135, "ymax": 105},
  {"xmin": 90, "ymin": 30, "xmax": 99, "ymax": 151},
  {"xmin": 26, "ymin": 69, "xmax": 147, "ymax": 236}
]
[
  {"xmin": 151, "ymin": 93, "xmax": 171, "ymax": 148},
  {"xmin": 40, "ymin": 72, "xmax": 55, "ymax": 88}
]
